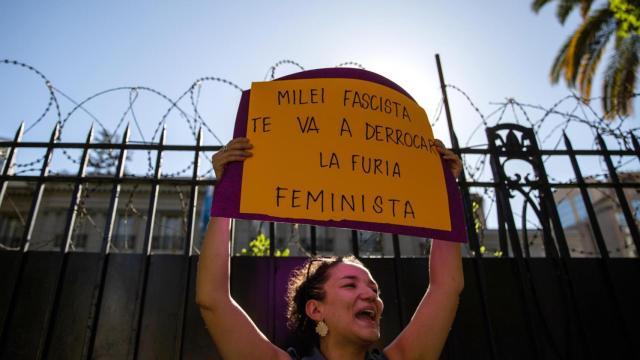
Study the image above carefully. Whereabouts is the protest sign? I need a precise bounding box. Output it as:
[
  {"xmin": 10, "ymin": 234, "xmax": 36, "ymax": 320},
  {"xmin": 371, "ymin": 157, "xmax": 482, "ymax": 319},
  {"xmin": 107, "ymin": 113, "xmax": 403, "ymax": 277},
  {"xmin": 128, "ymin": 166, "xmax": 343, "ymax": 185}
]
[{"xmin": 212, "ymin": 68, "xmax": 465, "ymax": 242}]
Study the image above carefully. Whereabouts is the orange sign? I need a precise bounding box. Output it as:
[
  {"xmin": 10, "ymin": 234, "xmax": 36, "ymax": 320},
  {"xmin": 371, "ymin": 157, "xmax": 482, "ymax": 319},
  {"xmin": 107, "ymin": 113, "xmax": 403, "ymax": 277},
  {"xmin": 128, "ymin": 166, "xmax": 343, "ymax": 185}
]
[{"xmin": 239, "ymin": 78, "xmax": 451, "ymax": 231}]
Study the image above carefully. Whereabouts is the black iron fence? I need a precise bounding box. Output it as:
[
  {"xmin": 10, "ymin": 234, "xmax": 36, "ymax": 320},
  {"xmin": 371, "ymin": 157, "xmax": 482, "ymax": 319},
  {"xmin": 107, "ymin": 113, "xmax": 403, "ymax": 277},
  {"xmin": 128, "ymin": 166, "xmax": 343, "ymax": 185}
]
[{"xmin": 0, "ymin": 57, "xmax": 639, "ymax": 359}]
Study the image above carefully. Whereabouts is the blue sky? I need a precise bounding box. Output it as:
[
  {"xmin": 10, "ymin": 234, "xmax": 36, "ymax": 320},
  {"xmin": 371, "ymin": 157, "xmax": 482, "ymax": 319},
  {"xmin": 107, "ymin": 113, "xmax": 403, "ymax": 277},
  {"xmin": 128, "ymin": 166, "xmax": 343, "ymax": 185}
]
[{"xmin": 0, "ymin": 0, "xmax": 635, "ymax": 179}]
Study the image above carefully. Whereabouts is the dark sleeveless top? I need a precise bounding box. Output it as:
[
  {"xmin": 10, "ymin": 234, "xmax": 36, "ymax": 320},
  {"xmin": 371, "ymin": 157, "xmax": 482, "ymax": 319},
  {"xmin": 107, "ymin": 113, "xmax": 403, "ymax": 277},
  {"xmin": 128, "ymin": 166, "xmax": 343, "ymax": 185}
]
[{"xmin": 287, "ymin": 347, "xmax": 389, "ymax": 360}]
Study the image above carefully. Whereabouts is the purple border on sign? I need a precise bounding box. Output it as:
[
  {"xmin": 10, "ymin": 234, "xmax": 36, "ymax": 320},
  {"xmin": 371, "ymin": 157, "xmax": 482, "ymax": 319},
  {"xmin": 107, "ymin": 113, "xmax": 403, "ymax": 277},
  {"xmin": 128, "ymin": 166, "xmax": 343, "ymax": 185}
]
[{"xmin": 211, "ymin": 68, "xmax": 467, "ymax": 243}]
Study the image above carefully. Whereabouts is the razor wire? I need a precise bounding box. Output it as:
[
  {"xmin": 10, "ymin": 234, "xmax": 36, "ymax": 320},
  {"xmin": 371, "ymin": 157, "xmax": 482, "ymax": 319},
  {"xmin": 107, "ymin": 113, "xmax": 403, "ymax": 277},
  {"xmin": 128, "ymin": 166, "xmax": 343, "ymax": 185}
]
[{"xmin": 1, "ymin": 58, "xmax": 638, "ymax": 257}]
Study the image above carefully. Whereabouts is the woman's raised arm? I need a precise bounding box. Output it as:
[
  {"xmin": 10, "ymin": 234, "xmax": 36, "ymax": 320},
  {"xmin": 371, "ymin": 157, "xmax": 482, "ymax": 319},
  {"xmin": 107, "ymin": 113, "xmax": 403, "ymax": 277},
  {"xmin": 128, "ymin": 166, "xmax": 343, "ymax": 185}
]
[
  {"xmin": 195, "ymin": 138, "xmax": 289, "ymax": 360},
  {"xmin": 384, "ymin": 141, "xmax": 465, "ymax": 360}
]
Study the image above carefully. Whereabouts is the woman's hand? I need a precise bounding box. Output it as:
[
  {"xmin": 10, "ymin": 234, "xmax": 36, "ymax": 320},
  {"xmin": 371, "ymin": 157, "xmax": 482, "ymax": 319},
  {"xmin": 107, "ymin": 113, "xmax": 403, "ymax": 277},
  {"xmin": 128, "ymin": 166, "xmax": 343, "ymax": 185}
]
[
  {"xmin": 212, "ymin": 137, "xmax": 253, "ymax": 179},
  {"xmin": 435, "ymin": 139, "xmax": 462, "ymax": 179}
]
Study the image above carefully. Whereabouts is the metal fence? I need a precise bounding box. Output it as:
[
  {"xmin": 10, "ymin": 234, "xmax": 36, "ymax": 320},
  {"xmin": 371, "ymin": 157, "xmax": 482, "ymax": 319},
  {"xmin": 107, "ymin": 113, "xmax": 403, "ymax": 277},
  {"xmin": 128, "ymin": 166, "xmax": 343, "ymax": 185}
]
[{"xmin": 0, "ymin": 56, "xmax": 639, "ymax": 359}]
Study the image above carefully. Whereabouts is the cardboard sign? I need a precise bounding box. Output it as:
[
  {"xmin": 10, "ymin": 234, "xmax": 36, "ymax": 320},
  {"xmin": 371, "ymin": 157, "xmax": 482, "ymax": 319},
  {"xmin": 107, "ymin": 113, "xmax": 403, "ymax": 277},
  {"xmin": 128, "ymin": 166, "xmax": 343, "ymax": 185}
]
[{"xmin": 212, "ymin": 68, "xmax": 466, "ymax": 242}]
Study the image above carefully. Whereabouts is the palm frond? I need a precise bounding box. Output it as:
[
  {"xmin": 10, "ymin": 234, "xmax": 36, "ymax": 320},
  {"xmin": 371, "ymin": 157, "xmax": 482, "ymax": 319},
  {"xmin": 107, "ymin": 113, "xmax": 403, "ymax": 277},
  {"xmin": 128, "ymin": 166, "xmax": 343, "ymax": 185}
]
[
  {"xmin": 539, "ymin": 0, "xmax": 638, "ymax": 120},
  {"xmin": 577, "ymin": 20, "xmax": 616, "ymax": 99},
  {"xmin": 551, "ymin": 37, "xmax": 572, "ymax": 84},
  {"xmin": 558, "ymin": 0, "xmax": 581, "ymax": 24},
  {"xmin": 602, "ymin": 34, "xmax": 640, "ymax": 119},
  {"xmin": 532, "ymin": 0, "xmax": 555, "ymax": 13},
  {"xmin": 579, "ymin": 0, "xmax": 595, "ymax": 18},
  {"xmin": 564, "ymin": 7, "xmax": 615, "ymax": 85},
  {"xmin": 577, "ymin": 40, "xmax": 607, "ymax": 101},
  {"xmin": 617, "ymin": 36, "xmax": 640, "ymax": 116},
  {"xmin": 532, "ymin": 0, "xmax": 595, "ymax": 23}
]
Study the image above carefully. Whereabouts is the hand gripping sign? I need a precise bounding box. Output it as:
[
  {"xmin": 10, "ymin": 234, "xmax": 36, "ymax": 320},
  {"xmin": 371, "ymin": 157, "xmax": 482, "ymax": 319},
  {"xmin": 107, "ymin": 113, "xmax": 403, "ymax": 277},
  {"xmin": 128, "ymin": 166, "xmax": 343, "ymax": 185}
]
[{"xmin": 211, "ymin": 68, "xmax": 466, "ymax": 243}]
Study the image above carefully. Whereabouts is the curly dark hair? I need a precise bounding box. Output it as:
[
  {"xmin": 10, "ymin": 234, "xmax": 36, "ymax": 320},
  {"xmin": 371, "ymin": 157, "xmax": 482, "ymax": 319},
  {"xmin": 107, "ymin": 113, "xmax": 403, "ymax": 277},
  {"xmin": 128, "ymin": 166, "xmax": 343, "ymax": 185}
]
[{"xmin": 285, "ymin": 256, "xmax": 364, "ymax": 352}]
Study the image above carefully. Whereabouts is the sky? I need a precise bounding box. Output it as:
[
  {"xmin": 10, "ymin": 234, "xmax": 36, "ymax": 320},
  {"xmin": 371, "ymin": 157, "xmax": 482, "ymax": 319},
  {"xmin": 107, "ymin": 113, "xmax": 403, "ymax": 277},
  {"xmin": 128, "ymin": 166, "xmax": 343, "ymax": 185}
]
[
  {"xmin": 0, "ymin": 0, "xmax": 596, "ymax": 142},
  {"xmin": 0, "ymin": 0, "xmax": 637, "ymax": 228}
]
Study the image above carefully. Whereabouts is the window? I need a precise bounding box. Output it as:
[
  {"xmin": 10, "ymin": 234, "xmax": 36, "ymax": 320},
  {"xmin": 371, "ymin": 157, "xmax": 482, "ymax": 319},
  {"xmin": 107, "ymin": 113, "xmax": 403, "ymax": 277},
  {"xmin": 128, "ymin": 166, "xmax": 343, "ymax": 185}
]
[
  {"xmin": 572, "ymin": 196, "xmax": 588, "ymax": 222},
  {"xmin": 615, "ymin": 199, "xmax": 640, "ymax": 229},
  {"xmin": 153, "ymin": 215, "xmax": 184, "ymax": 251},
  {"xmin": 557, "ymin": 199, "xmax": 576, "ymax": 227},
  {"xmin": 358, "ymin": 231, "xmax": 383, "ymax": 254},
  {"xmin": 632, "ymin": 199, "xmax": 640, "ymax": 219},
  {"xmin": 0, "ymin": 215, "xmax": 22, "ymax": 249},
  {"xmin": 54, "ymin": 233, "xmax": 88, "ymax": 250},
  {"xmin": 53, "ymin": 216, "xmax": 90, "ymax": 251},
  {"xmin": 314, "ymin": 226, "xmax": 335, "ymax": 252},
  {"xmin": 112, "ymin": 216, "xmax": 137, "ymax": 252}
]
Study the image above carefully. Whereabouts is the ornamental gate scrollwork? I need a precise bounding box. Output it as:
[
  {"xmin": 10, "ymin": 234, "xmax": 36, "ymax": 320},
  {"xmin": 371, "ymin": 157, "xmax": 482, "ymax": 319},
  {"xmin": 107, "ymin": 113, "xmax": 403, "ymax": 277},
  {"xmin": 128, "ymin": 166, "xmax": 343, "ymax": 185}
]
[{"xmin": 486, "ymin": 123, "xmax": 570, "ymax": 259}]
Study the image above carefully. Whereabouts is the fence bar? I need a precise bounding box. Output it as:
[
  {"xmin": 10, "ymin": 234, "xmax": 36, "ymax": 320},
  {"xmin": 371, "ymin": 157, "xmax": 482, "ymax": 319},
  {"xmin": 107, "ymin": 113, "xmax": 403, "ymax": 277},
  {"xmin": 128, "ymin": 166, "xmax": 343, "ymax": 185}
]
[
  {"xmin": 0, "ymin": 141, "xmax": 222, "ymax": 152},
  {"xmin": 521, "ymin": 200, "xmax": 532, "ymax": 258},
  {"xmin": 40, "ymin": 125, "xmax": 94, "ymax": 358},
  {"xmin": 437, "ymin": 54, "xmax": 498, "ymax": 359},
  {"xmin": 60, "ymin": 125, "xmax": 95, "ymax": 253},
  {"xmin": 269, "ymin": 222, "xmax": 275, "ymax": 256},
  {"xmin": 0, "ymin": 174, "xmax": 214, "ymax": 184},
  {"xmin": 538, "ymin": 195, "xmax": 563, "ymax": 259},
  {"xmin": 597, "ymin": 133, "xmax": 640, "ymax": 253},
  {"xmin": 392, "ymin": 233, "xmax": 400, "ymax": 258},
  {"xmin": 486, "ymin": 125, "xmax": 544, "ymax": 357},
  {"xmin": 310, "ymin": 226, "xmax": 317, "ymax": 255},
  {"xmin": 0, "ymin": 123, "xmax": 50, "ymax": 352},
  {"xmin": 185, "ymin": 127, "xmax": 202, "ymax": 256},
  {"xmin": 489, "ymin": 124, "xmax": 597, "ymax": 358},
  {"xmin": 566, "ymin": 132, "xmax": 636, "ymax": 356},
  {"xmin": 20, "ymin": 123, "xmax": 59, "ymax": 251},
  {"xmin": 0, "ymin": 123, "xmax": 58, "ymax": 353},
  {"xmin": 563, "ymin": 134, "xmax": 608, "ymax": 257},
  {"xmin": 530, "ymin": 130, "xmax": 596, "ymax": 359},
  {"xmin": 454, "ymin": 147, "xmax": 636, "ymax": 156},
  {"xmin": 142, "ymin": 126, "xmax": 166, "ymax": 254},
  {"xmin": 0, "ymin": 123, "xmax": 24, "ymax": 208},
  {"xmin": 535, "ymin": 158, "xmax": 571, "ymax": 260},
  {"xmin": 1, "ymin": 140, "xmax": 635, "ymax": 157},
  {"xmin": 435, "ymin": 54, "xmax": 482, "ymax": 253},
  {"xmin": 131, "ymin": 126, "xmax": 166, "ymax": 359},
  {"xmin": 351, "ymin": 230, "xmax": 359, "ymax": 257},
  {"xmin": 84, "ymin": 124, "xmax": 131, "ymax": 358},
  {"xmin": 98, "ymin": 125, "xmax": 131, "ymax": 251},
  {"xmin": 177, "ymin": 127, "xmax": 202, "ymax": 359},
  {"xmin": 390, "ymin": 233, "xmax": 406, "ymax": 329},
  {"xmin": 496, "ymin": 201, "xmax": 509, "ymax": 256},
  {"xmin": 2, "ymin": 174, "xmax": 637, "ymax": 189},
  {"xmin": 633, "ymin": 135, "xmax": 640, "ymax": 162}
]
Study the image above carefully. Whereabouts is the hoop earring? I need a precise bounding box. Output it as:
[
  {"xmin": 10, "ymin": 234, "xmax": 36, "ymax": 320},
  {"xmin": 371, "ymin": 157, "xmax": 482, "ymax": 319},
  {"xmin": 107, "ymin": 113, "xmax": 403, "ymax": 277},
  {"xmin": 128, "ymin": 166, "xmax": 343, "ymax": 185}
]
[{"xmin": 315, "ymin": 320, "xmax": 328, "ymax": 337}]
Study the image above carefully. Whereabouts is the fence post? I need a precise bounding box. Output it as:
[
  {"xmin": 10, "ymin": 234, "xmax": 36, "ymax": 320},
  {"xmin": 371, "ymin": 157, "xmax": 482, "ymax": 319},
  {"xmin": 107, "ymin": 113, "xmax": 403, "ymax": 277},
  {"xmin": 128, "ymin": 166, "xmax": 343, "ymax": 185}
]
[
  {"xmin": 20, "ymin": 122, "xmax": 59, "ymax": 251},
  {"xmin": 632, "ymin": 135, "xmax": 640, "ymax": 163},
  {"xmin": 487, "ymin": 123, "xmax": 597, "ymax": 359},
  {"xmin": 130, "ymin": 125, "xmax": 167, "ymax": 358},
  {"xmin": 0, "ymin": 123, "xmax": 24, "ymax": 209},
  {"xmin": 84, "ymin": 124, "xmax": 131, "ymax": 358},
  {"xmin": 436, "ymin": 54, "xmax": 498, "ymax": 359},
  {"xmin": 563, "ymin": 133, "xmax": 608, "ymax": 257},
  {"xmin": 310, "ymin": 226, "xmax": 317, "ymax": 255},
  {"xmin": 40, "ymin": 124, "xmax": 95, "ymax": 358},
  {"xmin": 177, "ymin": 127, "xmax": 202, "ymax": 358},
  {"xmin": 597, "ymin": 133, "xmax": 640, "ymax": 254},
  {"xmin": 486, "ymin": 124, "xmax": 545, "ymax": 358},
  {"xmin": 565, "ymin": 132, "xmax": 636, "ymax": 358},
  {"xmin": 0, "ymin": 123, "xmax": 56, "ymax": 354}
]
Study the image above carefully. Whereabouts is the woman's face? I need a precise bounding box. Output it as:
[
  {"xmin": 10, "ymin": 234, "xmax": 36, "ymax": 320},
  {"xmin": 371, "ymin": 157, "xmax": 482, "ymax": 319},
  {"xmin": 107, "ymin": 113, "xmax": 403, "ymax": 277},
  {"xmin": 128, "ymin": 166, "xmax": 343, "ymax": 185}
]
[{"xmin": 316, "ymin": 263, "xmax": 384, "ymax": 344}]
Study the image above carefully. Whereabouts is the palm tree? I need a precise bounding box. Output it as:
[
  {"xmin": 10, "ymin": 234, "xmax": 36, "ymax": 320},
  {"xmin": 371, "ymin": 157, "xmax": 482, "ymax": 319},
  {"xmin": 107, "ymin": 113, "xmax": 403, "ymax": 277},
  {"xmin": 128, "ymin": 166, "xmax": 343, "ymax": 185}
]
[
  {"xmin": 532, "ymin": 0, "xmax": 640, "ymax": 119},
  {"xmin": 532, "ymin": 0, "xmax": 595, "ymax": 24}
]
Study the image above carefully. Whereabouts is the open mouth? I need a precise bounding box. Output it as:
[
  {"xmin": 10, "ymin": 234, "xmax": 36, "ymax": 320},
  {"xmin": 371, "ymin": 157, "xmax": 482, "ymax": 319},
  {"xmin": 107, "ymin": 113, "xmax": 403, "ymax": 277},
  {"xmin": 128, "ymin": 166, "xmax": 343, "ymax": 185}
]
[{"xmin": 355, "ymin": 309, "xmax": 377, "ymax": 326}]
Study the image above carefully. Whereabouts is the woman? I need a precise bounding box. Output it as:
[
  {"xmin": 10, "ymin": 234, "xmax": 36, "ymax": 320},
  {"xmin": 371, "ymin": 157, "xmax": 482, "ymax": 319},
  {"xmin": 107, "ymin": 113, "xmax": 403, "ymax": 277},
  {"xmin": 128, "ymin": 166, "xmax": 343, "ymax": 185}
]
[{"xmin": 196, "ymin": 137, "xmax": 464, "ymax": 360}]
